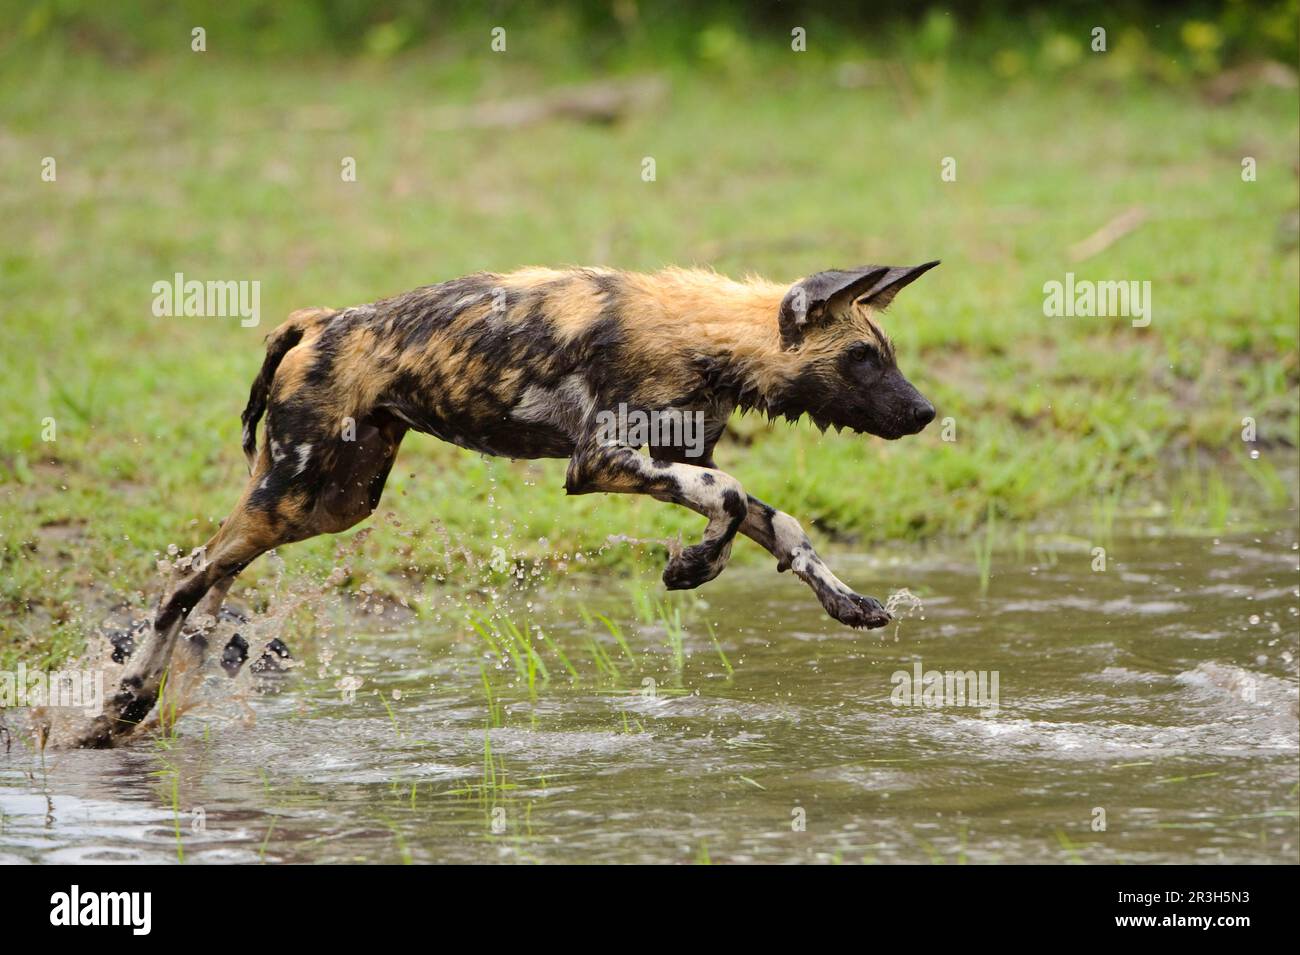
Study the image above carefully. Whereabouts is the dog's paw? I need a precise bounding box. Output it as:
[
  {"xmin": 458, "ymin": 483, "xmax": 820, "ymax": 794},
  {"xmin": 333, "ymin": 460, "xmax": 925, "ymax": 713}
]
[
  {"xmin": 662, "ymin": 542, "xmax": 726, "ymax": 591},
  {"xmin": 251, "ymin": 637, "xmax": 292, "ymax": 674},
  {"xmin": 105, "ymin": 618, "xmax": 149, "ymax": 663},
  {"xmin": 220, "ymin": 634, "xmax": 292, "ymax": 676},
  {"xmin": 822, "ymin": 590, "xmax": 891, "ymax": 630},
  {"xmin": 220, "ymin": 633, "xmax": 249, "ymax": 676}
]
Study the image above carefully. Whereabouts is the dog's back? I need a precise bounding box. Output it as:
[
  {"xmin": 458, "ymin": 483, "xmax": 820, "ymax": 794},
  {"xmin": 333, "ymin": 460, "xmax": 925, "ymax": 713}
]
[{"xmin": 248, "ymin": 268, "xmax": 784, "ymax": 461}]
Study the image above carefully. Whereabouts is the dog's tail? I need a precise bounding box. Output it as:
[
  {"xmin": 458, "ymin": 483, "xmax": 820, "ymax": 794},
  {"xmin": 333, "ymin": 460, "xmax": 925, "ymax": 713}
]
[{"xmin": 240, "ymin": 307, "xmax": 336, "ymax": 472}]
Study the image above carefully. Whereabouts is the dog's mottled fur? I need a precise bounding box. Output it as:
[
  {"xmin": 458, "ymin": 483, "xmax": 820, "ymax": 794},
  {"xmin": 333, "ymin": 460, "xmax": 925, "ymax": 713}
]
[{"xmin": 76, "ymin": 261, "xmax": 938, "ymax": 747}]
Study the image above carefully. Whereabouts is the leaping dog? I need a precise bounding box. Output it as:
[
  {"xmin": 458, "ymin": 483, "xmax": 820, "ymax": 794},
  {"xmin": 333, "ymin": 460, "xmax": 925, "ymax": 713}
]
[{"xmin": 77, "ymin": 261, "xmax": 939, "ymax": 747}]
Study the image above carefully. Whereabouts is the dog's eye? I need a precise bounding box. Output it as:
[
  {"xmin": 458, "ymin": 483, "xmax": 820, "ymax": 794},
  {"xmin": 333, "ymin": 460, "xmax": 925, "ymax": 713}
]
[{"xmin": 849, "ymin": 344, "xmax": 872, "ymax": 363}]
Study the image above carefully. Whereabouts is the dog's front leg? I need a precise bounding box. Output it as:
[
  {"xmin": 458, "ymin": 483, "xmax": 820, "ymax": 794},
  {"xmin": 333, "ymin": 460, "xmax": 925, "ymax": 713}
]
[
  {"xmin": 566, "ymin": 442, "xmax": 747, "ymax": 590},
  {"xmin": 741, "ymin": 495, "xmax": 890, "ymax": 630}
]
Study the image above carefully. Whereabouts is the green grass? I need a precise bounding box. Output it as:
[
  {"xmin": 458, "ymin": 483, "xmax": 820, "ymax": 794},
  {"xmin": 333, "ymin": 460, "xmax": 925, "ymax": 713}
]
[
  {"xmin": 469, "ymin": 586, "xmax": 712, "ymax": 709},
  {"xmin": 973, "ymin": 502, "xmax": 996, "ymax": 596},
  {"xmin": 0, "ymin": 39, "xmax": 1296, "ymax": 668}
]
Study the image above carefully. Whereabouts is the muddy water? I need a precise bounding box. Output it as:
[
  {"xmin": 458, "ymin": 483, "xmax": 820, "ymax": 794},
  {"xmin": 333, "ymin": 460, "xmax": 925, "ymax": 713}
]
[{"xmin": 2, "ymin": 527, "xmax": 1297, "ymax": 864}]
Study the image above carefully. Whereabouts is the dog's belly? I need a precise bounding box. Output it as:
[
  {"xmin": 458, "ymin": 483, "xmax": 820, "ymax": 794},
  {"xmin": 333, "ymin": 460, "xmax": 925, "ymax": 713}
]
[
  {"xmin": 380, "ymin": 400, "xmax": 576, "ymax": 460},
  {"xmin": 472, "ymin": 418, "xmax": 577, "ymax": 459}
]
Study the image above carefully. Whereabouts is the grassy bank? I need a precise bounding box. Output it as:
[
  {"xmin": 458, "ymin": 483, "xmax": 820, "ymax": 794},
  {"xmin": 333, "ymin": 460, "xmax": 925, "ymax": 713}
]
[{"xmin": 1, "ymin": 38, "xmax": 1297, "ymax": 664}]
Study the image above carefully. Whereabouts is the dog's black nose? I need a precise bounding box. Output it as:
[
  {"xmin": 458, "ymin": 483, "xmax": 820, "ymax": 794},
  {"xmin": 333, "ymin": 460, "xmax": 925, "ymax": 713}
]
[{"xmin": 913, "ymin": 402, "xmax": 936, "ymax": 429}]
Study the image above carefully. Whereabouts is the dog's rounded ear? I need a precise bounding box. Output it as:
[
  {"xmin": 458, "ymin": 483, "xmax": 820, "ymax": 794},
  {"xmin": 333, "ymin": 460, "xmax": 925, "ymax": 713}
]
[
  {"xmin": 779, "ymin": 261, "xmax": 941, "ymax": 348},
  {"xmin": 778, "ymin": 266, "xmax": 889, "ymax": 349},
  {"xmin": 854, "ymin": 260, "xmax": 941, "ymax": 311}
]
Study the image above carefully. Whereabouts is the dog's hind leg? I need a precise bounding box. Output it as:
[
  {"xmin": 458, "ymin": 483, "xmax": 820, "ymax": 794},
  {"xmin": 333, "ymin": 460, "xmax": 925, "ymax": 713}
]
[
  {"xmin": 74, "ymin": 412, "xmax": 406, "ymax": 747},
  {"xmin": 192, "ymin": 576, "xmax": 235, "ymax": 620},
  {"xmin": 75, "ymin": 505, "xmax": 284, "ymax": 747},
  {"xmin": 565, "ymin": 441, "xmax": 748, "ymax": 590},
  {"xmin": 75, "ymin": 467, "xmax": 309, "ymax": 748},
  {"xmin": 182, "ymin": 575, "xmax": 236, "ymax": 654},
  {"xmin": 739, "ymin": 495, "xmax": 890, "ymax": 630}
]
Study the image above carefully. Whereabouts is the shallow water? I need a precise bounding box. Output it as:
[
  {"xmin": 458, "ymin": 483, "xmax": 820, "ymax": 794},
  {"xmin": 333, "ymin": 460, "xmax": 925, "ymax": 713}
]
[{"xmin": 2, "ymin": 527, "xmax": 1297, "ymax": 864}]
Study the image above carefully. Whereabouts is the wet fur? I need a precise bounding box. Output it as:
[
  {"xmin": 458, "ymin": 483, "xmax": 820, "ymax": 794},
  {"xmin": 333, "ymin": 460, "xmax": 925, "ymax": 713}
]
[{"xmin": 76, "ymin": 264, "xmax": 937, "ymax": 747}]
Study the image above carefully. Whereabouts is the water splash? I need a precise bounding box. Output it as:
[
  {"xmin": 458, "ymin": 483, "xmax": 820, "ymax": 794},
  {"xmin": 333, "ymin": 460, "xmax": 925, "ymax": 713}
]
[
  {"xmin": 604, "ymin": 532, "xmax": 683, "ymax": 558},
  {"xmin": 883, "ymin": 588, "xmax": 925, "ymax": 642}
]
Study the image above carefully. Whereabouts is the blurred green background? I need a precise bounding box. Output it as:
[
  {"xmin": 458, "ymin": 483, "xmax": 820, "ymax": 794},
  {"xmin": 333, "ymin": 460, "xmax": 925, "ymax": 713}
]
[
  {"xmin": 7, "ymin": 0, "xmax": 1298, "ymax": 66},
  {"xmin": 1, "ymin": 1, "xmax": 1297, "ymax": 662}
]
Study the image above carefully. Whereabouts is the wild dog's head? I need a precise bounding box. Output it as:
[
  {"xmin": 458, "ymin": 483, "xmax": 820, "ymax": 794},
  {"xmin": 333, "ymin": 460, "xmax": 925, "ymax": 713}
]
[{"xmin": 770, "ymin": 261, "xmax": 938, "ymax": 440}]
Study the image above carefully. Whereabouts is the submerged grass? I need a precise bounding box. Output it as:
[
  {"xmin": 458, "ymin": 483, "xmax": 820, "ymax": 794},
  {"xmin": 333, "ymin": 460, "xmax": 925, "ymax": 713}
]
[
  {"xmin": 706, "ymin": 621, "xmax": 734, "ymax": 678},
  {"xmin": 659, "ymin": 603, "xmax": 687, "ymax": 678},
  {"xmin": 973, "ymin": 503, "xmax": 996, "ymax": 596},
  {"xmin": 469, "ymin": 584, "xmax": 714, "ymax": 722},
  {"xmin": 468, "ymin": 610, "xmax": 549, "ymax": 694}
]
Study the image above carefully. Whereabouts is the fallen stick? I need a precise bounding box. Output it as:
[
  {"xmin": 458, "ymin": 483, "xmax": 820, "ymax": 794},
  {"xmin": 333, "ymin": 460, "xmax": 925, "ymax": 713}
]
[
  {"xmin": 430, "ymin": 76, "xmax": 667, "ymax": 131},
  {"xmin": 1068, "ymin": 206, "xmax": 1148, "ymax": 262}
]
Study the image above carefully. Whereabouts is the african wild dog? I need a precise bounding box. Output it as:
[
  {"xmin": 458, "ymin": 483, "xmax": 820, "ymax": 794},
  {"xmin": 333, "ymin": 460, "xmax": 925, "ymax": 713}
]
[{"xmin": 76, "ymin": 261, "xmax": 938, "ymax": 747}]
